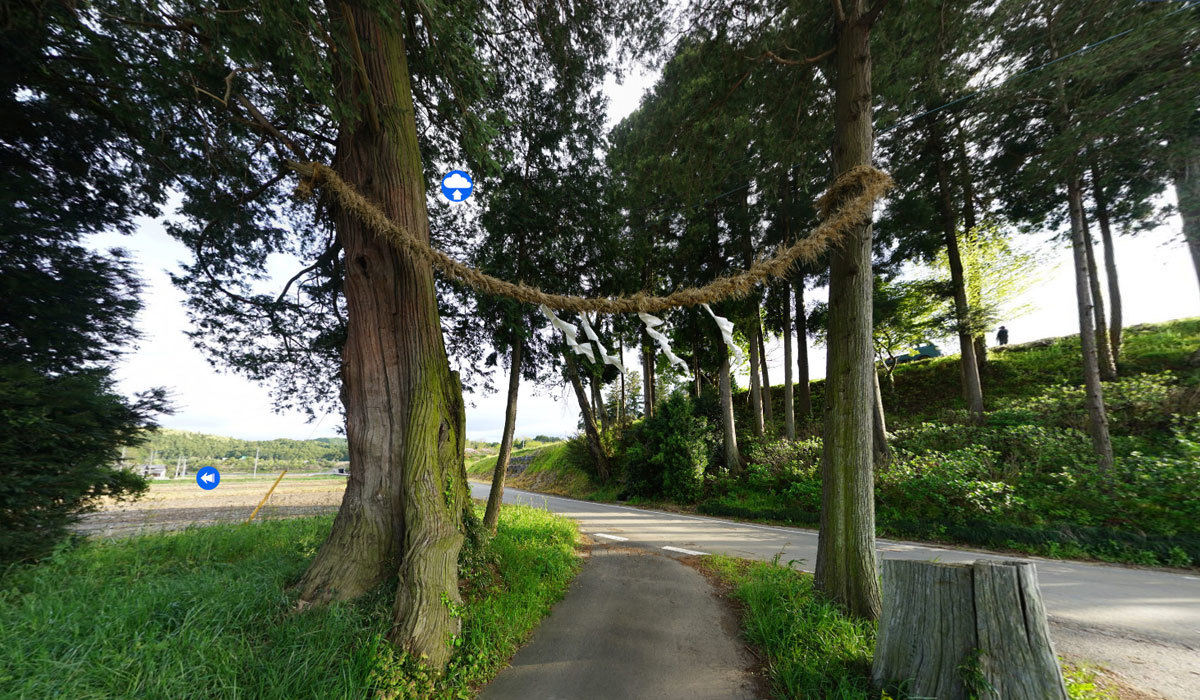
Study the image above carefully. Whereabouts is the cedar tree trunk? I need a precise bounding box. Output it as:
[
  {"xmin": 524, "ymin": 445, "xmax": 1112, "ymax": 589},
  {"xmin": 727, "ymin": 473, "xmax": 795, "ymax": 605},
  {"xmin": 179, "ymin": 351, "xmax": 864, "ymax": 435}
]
[
  {"xmin": 296, "ymin": 3, "xmax": 471, "ymax": 672},
  {"xmin": 815, "ymin": 0, "xmax": 883, "ymax": 621},
  {"xmin": 1090, "ymin": 168, "xmax": 1123, "ymax": 360},
  {"xmin": 795, "ymin": 277, "xmax": 813, "ymax": 420},
  {"xmin": 719, "ymin": 348, "xmax": 741, "ymax": 471},
  {"xmin": 783, "ymin": 283, "xmax": 796, "ymax": 440},
  {"xmin": 759, "ymin": 319, "xmax": 773, "ymax": 426},
  {"xmin": 933, "ymin": 120, "xmax": 985, "ymax": 422},
  {"xmin": 1067, "ymin": 177, "xmax": 1115, "ymax": 473},
  {"xmin": 483, "ymin": 341, "xmax": 522, "ymax": 531},
  {"xmin": 1081, "ymin": 209, "xmax": 1117, "ymax": 380},
  {"xmin": 566, "ymin": 352, "xmax": 610, "ymax": 480}
]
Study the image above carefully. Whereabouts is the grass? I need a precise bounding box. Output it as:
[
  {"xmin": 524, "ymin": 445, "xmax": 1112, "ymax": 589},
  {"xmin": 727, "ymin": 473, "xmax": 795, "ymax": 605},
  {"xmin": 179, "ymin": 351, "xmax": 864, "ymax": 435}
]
[
  {"xmin": 0, "ymin": 504, "xmax": 579, "ymax": 699},
  {"xmin": 701, "ymin": 555, "xmax": 1118, "ymax": 700}
]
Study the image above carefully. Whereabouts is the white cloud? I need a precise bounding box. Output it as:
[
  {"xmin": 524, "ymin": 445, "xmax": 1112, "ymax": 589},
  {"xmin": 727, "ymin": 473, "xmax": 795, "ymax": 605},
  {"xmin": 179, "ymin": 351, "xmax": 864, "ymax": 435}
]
[{"xmin": 443, "ymin": 172, "xmax": 472, "ymax": 189}]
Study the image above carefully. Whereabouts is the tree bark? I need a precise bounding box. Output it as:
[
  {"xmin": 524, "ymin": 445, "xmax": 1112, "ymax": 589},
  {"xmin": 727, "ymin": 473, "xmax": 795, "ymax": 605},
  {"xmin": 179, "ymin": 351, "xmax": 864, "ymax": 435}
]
[
  {"xmin": 1172, "ymin": 131, "xmax": 1200, "ymax": 292},
  {"xmin": 746, "ymin": 315, "xmax": 765, "ymax": 437},
  {"xmin": 295, "ymin": 3, "xmax": 471, "ymax": 671},
  {"xmin": 1090, "ymin": 167, "xmax": 1123, "ymax": 360},
  {"xmin": 641, "ymin": 329, "xmax": 654, "ymax": 418},
  {"xmin": 1081, "ymin": 209, "xmax": 1117, "ymax": 380},
  {"xmin": 932, "ymin": 120, "xmax": 985, "ymax": 422},
  {"xmin": 815, "ymin": 0, "xmax": 882, "ymax": 621},
  {"xmin": 795, "ymin": 277, "xmax": 812, "ymax": 421},
  {"xmin": 1067, "ymin": 177, "xmax": 1116, "ymax": 474},
  {"xmin": 566, "ymin": 352, "xmax": 609, "ymax": 480},
  {"xmin": 592, "ymin": 372, "xmax": 610, "ymax": 432},
  {"xmin": 483, "ymin": 342, "xmax": 522, "ymax": 532},
  {"xmin": 873, "ymin": 560, "xmax": 1069, "ymax": 700},
  {"xmin": 872, "ymin": 370, "xmax": 890, "ymax": 468},
  {"xmin": 719, "ymin": 348, "xmax": 741, "ymax": 471},
  {"xmin": 618, "ymin": 336, "xmax": 626, "ymax": 424},
  {"xmin": 759, "ymin": 317, "xmax": 773, "ymax": 427},
  {"xmin": 783, "ymin": 283, "xmax": 796, "ymax": 440}
]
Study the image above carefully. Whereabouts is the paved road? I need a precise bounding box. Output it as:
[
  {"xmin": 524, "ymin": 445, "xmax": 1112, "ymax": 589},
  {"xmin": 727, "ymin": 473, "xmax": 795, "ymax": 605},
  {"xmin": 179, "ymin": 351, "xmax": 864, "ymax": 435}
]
[
  {"xmin": 480, "ymin": 547, "xmax": 758, "ymax": 700},
  {"xmin": 472, "ymin": 483, "xmax": 1200, "ymax": 699}
]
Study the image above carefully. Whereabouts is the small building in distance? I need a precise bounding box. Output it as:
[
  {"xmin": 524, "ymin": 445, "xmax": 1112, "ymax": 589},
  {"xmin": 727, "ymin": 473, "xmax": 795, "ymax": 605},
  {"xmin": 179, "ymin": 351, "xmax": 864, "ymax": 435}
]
[{"xmin": 140, "ymin": 464, "xmax": 168, "ymax": 479}]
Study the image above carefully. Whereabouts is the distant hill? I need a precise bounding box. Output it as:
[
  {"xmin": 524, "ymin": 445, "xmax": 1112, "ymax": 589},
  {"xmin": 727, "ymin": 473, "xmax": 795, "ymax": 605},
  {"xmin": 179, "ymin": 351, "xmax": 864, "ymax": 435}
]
[{"xmin": 125, "ymin": 428, "xmax": 348, "ymax": 464}]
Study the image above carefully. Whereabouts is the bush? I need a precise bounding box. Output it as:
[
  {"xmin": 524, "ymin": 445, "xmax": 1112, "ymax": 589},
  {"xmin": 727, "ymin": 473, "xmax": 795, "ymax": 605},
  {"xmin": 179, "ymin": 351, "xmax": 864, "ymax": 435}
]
[
  {"xmin": 617, "ymin": 392, "xmax": 710, "ymax": 502},
  {"xmin": 0, "ymin": 364, "xmax": 165, "ymax": 563}
]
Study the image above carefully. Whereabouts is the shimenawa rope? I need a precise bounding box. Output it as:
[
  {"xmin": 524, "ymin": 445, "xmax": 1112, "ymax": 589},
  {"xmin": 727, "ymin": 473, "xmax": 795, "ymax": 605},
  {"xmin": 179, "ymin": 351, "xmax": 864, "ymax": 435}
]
[{"xmin": 289, "ymin": 160, "xmax": 891, "ymax": 314}]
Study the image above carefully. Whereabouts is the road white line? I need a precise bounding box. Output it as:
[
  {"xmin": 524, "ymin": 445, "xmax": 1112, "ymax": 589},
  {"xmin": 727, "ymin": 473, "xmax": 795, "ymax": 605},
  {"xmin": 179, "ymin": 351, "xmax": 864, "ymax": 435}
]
[
  {"xmin": 662, "ymin": 545, "xmax": 708, "ymax": 556},
  {"xmin": 592, "ymin": 533, "xmax": 629, "ymax": 541}
]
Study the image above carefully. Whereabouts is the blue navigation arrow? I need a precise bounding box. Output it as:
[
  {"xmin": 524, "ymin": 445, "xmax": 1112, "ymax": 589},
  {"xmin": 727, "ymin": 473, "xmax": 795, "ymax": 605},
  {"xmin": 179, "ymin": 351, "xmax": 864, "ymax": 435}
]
[{"xmin": 196, "ymin": 466, "xmax": 221, "ymax": 490}]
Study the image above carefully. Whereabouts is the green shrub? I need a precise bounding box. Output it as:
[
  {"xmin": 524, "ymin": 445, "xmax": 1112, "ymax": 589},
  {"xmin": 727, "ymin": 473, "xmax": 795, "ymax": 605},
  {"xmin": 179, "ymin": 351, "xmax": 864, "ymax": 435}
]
[
  {"xmin": 0, "ymin": 364, "xmax": 165, "ymax": 564},
  {"xmin": 617, "ymin": 392, "xmax": 710, "ymax": 502}
]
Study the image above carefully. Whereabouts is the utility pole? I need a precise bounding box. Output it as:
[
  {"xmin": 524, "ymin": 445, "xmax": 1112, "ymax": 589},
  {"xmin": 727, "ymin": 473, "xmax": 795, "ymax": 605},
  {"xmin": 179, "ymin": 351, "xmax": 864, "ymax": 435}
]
[{"xmin": 254, "ymin": 446, "xmax": 260, "ymax": 477}]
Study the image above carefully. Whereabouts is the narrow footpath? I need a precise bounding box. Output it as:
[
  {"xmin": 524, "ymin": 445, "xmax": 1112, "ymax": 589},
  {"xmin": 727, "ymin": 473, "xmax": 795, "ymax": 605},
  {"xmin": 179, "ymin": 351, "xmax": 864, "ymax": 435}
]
[{"xmin": 480, "ymin": 543, "xmax": 760, "ymax": 700}]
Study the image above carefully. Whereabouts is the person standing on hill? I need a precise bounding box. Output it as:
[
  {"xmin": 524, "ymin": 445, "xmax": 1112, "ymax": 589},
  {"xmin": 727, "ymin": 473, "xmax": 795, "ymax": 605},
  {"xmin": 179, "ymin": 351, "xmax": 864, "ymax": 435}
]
[{"xmin": 997, "ymin": 325, "xmax": 1009, "ymax": 346}]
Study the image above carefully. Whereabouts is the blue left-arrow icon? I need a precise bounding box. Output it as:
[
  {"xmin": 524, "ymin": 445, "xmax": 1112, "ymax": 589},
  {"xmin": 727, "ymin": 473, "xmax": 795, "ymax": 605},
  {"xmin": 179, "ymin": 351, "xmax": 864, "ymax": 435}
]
[{"xmin": 196, "ymin": 466, "xmax": 221, "ymax": 490}]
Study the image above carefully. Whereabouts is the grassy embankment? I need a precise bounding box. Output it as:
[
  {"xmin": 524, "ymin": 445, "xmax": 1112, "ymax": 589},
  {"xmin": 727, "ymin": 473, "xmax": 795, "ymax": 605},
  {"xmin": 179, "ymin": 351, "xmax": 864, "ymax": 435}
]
[
  {"xmin": 0, "ymin": 505, "xmax": 579, "ymax": 699},
  {"xmin": 491, "ymin": 319, "xmax": 1200, "ymax": 567},
  {"xmin": 466, "ymin": 441, "xmax": 609, "ymax": 498},
  {"xmin": 702, "ymin": 555, "xmax": 1119, "ymax": 700}
]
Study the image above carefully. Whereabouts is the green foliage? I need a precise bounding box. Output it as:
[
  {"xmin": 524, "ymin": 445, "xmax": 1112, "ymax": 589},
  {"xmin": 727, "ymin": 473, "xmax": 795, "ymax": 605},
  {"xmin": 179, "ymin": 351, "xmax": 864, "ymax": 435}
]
[
  {"xmin": 0, "ymin": 365, "xmax": 166, "ymax": 564},
  {"xmin": 0, "ymin": 505, "xmax": 579, "ymax": 698},
  {"xmin": 617, "ymin": 392, "xmax": 710, "ymax": 502}
]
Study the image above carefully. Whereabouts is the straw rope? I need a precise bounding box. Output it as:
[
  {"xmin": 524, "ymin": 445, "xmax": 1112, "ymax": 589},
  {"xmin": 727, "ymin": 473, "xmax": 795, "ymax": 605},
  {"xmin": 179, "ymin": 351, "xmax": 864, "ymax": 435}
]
[{"xmin": 288, "ymin": 160, "xmax": 891, "ymax": 314}]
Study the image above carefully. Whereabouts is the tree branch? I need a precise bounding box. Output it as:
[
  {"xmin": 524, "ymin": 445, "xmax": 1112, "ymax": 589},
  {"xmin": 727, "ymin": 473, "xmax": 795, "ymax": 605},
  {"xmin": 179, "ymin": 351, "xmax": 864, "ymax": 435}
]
[
  {"xmin": 234, "ymin": 94, "xmax": 309, "ymax": 161},
  {"xmin": 861, "ymin": 0, "xmax": 891, "ymax": 29},
  {"xmin": 832, "ymin": 0, "xmax": 847, "ymax": 25}
]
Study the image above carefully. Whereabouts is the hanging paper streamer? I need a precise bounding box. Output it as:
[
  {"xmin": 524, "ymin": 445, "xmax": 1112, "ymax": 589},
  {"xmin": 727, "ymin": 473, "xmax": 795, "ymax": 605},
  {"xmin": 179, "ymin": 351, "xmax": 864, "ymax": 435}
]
[
  {"xmin": 702, "ymin": 303, "xmax": 745, "ymax": 364},
  {"xmin": 540, "ymin": 304, "xmax": 595, "ymax": 363},
  {"xmin": 637, "ymin": 312, "xmax": 689, "ymax": 373},
  {"xmin": 580, "ymin": 314, "xmax": 624, "ymax": 373}
]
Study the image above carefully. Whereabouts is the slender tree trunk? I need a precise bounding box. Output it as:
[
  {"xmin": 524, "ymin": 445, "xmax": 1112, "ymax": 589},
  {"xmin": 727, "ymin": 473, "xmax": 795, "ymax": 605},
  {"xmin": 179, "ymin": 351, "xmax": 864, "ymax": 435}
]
[
  {"xmin": 592, "ymin": 373, "xmax": 610, "ymax": 432},
  {"xmin": 815, "ymin": 0, "xmax": 882, "ymax": 621},
  {"xmin": 1067, "ymin": 177, "xmax": 1115, "ymax": 474},
  {"xmin": 719, "ymin": 349, "xmax": 741, "ymax": 471},
  {"xmin": 483, "ymin": 342, "xmax": 522, "ymax": 531},
  {"xmin": 618, "ymin": 336, "xmax": 626, "ymax": 424},
  {"xmin": 872, "ymin": 370, "xmax": 890, "ymax": 468},
  {"xmin": 641, "ymin": 330, "xmax": 654, "ymax": 418},
  {"xmin": 693, "ymin": 351, "xmax": 702, "ymax": 397},
  {"xmin": 1172, "ymin": 132, "xmax": 1200, "ymax": 291},
  {"xmin": 1081, "ymin": 209, "xmax": 1117, "ymax": 380},
  {"xmin": 795, "ymin": 277, "xmax": 812, "ymax": 421},
  {"xmin": 783, "ymin": 283, "xmax": 796, "ymax": 440},
  {"xmin": 566, "ymin": 353, "xmax": 610, "ymax": 480},
  {"xmin": 296, "ymin": 4, "xmax": 470, "ymax": 671},
  {"xmin": 746, "ymin": 319, "xmax": 765, "ymax": 437},
  {"xmin": 758, "ymin": 318, "xmax": 773, "ymax": 428},
  {"xmin": 933, "ymin": 120, "xmax": 985, "ymax": 422},
  {"xmin": 1090, "ymin": 167, "xmax": 1123, "ymax": 360}
]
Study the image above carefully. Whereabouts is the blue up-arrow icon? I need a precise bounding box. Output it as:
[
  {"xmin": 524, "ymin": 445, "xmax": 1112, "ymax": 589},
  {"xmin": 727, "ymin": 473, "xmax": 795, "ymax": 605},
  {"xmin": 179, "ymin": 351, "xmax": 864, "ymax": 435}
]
[{"xmin": 196, "ymin": 466, "xmax": 221, "ymax": 490}]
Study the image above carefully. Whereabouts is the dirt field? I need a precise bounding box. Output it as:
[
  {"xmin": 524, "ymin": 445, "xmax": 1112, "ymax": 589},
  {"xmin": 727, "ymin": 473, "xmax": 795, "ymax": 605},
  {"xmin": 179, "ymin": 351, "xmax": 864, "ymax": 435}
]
[{"xmin": 74, "ymin": 475, "xmax": 348, "ymax": 538}]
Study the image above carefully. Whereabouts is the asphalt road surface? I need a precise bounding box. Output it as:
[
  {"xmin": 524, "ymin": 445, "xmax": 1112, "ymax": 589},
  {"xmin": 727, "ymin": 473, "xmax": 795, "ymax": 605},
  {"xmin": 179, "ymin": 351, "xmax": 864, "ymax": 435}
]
[
  {"xmin": 480, "ymin": 547, "xmax": 759, "ymax": 700},
  {"xmin": 472, "ymin": 483, "xmax": 1200, "ymax": 699}
]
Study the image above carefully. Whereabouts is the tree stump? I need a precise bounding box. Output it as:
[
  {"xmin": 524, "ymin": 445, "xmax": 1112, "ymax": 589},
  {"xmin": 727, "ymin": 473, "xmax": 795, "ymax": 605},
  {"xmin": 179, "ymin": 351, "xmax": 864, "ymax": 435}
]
[{"xmin": 872, "ymin": 559, "xmax": 1069, "ymax": 700}]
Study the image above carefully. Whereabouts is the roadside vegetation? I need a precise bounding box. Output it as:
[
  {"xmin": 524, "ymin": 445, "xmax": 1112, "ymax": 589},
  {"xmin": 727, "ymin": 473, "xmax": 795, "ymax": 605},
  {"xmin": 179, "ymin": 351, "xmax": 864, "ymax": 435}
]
[
  {"xmin": 0, "ymin": 505, "xmax": 579, "ymax": 699},
  {"xmin": 498, "ymin": 320, "xmax": 1200, "ymax": 568},
  {"xmin": 701, "ymin": 555, "xmax": 1117, "ymax": 700}
]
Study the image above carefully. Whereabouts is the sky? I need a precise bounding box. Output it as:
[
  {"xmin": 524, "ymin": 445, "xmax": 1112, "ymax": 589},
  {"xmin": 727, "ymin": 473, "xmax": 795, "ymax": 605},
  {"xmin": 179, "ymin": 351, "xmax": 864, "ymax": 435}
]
[{"xmin": 87, "ymin": 67, "xmax": 1200, "ymax": 444}]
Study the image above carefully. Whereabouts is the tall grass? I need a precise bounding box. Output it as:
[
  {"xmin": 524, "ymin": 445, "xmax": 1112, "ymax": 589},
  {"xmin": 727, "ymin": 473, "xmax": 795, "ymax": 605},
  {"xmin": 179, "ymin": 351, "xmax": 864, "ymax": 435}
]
[{"xmin": 0, "ymin": 505, "xmax": 578, "ymax": 699}]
